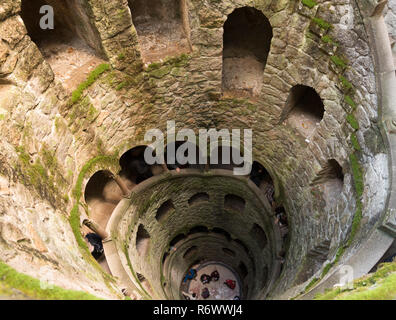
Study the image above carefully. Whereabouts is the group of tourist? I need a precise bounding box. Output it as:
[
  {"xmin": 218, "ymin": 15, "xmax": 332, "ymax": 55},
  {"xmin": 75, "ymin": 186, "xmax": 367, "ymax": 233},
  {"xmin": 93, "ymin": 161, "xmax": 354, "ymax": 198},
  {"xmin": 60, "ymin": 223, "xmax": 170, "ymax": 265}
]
[{"xmin": 182, "ymin": 268, "xmax": 240, "ymax": 300}]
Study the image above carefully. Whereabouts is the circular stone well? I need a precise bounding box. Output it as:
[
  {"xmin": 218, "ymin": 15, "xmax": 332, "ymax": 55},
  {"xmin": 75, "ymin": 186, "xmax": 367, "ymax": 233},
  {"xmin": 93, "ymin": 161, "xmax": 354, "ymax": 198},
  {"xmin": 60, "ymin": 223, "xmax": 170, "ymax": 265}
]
[{"xmin": 104, "ymin": 169, "xmax": 282, "ymax": 300}]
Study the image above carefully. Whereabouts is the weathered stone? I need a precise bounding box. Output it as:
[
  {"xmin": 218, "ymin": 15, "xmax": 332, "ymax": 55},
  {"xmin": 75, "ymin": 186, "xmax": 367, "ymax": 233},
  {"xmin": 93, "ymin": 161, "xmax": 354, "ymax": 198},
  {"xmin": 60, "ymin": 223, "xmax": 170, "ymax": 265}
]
[{"xmin": 0, "ymin": 0, "xmax": 392, "ymax": 301}]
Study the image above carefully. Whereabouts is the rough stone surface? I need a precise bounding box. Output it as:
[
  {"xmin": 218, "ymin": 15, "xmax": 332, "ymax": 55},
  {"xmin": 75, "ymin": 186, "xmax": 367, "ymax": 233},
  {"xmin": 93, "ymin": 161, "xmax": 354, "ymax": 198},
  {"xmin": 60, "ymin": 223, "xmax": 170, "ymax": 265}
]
[{"xmin": 0, "ymin": 0, "xmax": 394, "ymax": 299}]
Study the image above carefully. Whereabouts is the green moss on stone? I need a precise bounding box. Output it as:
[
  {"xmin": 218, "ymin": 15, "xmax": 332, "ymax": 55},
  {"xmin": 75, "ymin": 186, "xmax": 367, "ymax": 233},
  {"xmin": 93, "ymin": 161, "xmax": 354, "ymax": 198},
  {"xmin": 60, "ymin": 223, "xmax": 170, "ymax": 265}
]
[
  {"xmin": 70, "ymin": 63, "xmax": 110, "ymax": 104},
  {"xmin": 63, "ymin": 194, "xmax": 70, "ymax": 203},
  {"xmin": 321, "ymin": 263, "xmax": 333, "ymax": 278},
  {"xmin": 321, "ymin": 35, "xmax": 339, "ymax": 46},
  {"xmin": 0, "ymin": 261, "xmax": 101, "ymax": 300},
  {"xmin": 68, "ymin": 155, "xmax": 120, "ymax": 287},
  {"xmin": 358, "ymin": 261, "xmax": 396, "ymax": 286},
  {"xmin": 313, "ymin": 165, "xmax": 363, "ymax": 283},
  {"xmin": 117, "ymin": 53, "xmax": 126, "ymax": 61},
  {"xmin": 304, "ymin": 195, "xmax": 363, "ymax": 293},
  {"xmin": 350, "ymin": 133, "xmax": 361, "ymax": 151},
  {"xmin": 298, "ymin": 246, "xmax": 347, "ymax": 297},
  {"xmin": 302, "ymin": 0, "xmax": 317, "ymax": 9},
  {"xmin": 116, "ymin": 81, "xmax": 128, "ymax": 91},
  {"xmin": 305, "ymin": 277, "xmax": 319, "ymax": 292},
  {"xmin": 315, "ymin": 261, "xmax": 396, "ymax": 300},
  {"xmin": 330, "ymin": 55, "xmax": 348, "ymax": 69},
  {"xmin": 347, "ymin": 200, "xmax": 363, "ymax": 247},
  {"xmin": 146, "ymin": 62, "xmax": 162, "ymax": 72},
  {"xmin": 41, "ymin": 148, "xmax": 58, "ymax": 173},
  {"xmin": 346, "ymin": 114, "xmax": 359, "ymax": 130},
  {"xmin": 69, "ymin": 204, "xmax": 89, "ymax": 252},
  {"xmin": 165, "ymin": 53, "xmax": 191, "ymax": 68},
  {"xmin": 339, "ymin": 75, "xmax": 353, "ymax": 92},
  {"xmin": 345, "ymin": 95, "xmax": 357, "ymax": 110},
  {"xmin": 72, "ymin": 155, "xmax": 118, "ymax": 200},
  {"xmin": 312, "ymin": 17, "xmax": 333, "ymax": 30},
  {"xmin": 15, "ymin": 146, "xmax": 66, "ymax": 206},
  {"xmin": 349, "ymin": 153, "xmax": 364, "ymax": 198},
  {"xmin": 145, "ymin": 53, "xmax": 191, "ymax": 80},
  {"xmin": 123, "ymin": 245, "xmax": 152, "ymax": 299},
  {"xmin": 306, "ymin": 31, "xmax": 317, "ymax": 41},
  {"xmin": 149, "ymin": 65, "xmax": 172, "ymax": 79},
  {"xmin": 68, "ymin": 96, "xmax": 98, "ymax": 128}
]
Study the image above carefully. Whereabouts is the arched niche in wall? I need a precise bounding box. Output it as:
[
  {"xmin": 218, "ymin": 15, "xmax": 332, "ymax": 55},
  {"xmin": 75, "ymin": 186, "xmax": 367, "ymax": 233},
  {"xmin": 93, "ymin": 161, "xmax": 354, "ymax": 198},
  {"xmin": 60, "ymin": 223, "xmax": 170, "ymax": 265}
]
[
  {"xmin": 311, "ymin": 159, "xmax": 344, "ymax": 205},
  {"xmin": 222, "ymin": 7, "xmax": 273, "ymax": 97},
  {"xmin": 164, "ymin": 141, "xmax": 203, "ymax": 171},
  {"xmin": 127, "ymin": 0, "xmax": 191, "ymax": 63},
  {"xmin": 190, "ymin": 259, "xmax": 205, "ymax": 269},
  {"xmin": 183, "ymin": 246, "xmax": 198, "ymax": 260},
  {"xmin": 280, "ymin": 85, "xmax": 325, "ymax": 138},
  {"xmin": 84, "ymin": 170, "xmax": 123, "ymax": 229},
  {"xmin": 188, "ymin": 192, "xmax": 210, "ymax": 206},
  {"xmin": 211, "ymin": 228, "xmax": 232, "ymax": 242},
  {"xmin": 233, "ymin": 239, "xmax": 251, "ymax": 257},
  {"xmin": 187, "ymin": 226, "xmax": 209, "ymax": 236},
  {"xmin": 250, "ymin": 223, "xmax": 268, "ymax": 249},
  {"xmin": 209, "ymin": 145, "xmax": 244, "ymax": 171},
  {"xmin": 224, "ymin": 194, "xmax": 246, "ymax": 213},
  {"xmin": 119, "ymin": 145, "xmax": 160, "ymax": 186},
  {"xmin": 20, "ymin": 0, "xmax": 105, "ymax": 89},
  {"xmin": 238, "ymin": 261, "xmax": 248, "ymax": 280},
  {"xmin": 136, "ymin": 224, "xmax": 151, "ymax": 256},
  {"xmin": 249, "ymin": 161, "xmax": 276, "ymax": 205},
  {"xmin": 169, "ymin": 233, "xmax": 187, "ymax": 248},
  {"xmin": 223, "ymin": 248, "xmax": 236, "ymax": 257},
  {"xmin": 156, "ymin": 199, "xmax": 175, "ymax": 222}
]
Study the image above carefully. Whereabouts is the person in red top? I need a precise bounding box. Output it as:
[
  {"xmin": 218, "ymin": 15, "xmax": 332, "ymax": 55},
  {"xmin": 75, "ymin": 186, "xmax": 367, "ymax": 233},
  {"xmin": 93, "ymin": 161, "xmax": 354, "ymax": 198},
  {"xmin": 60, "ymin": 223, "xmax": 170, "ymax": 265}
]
[{"xmin": 224, "ymin": 279, "xmax": 236, "ymax": 290}]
